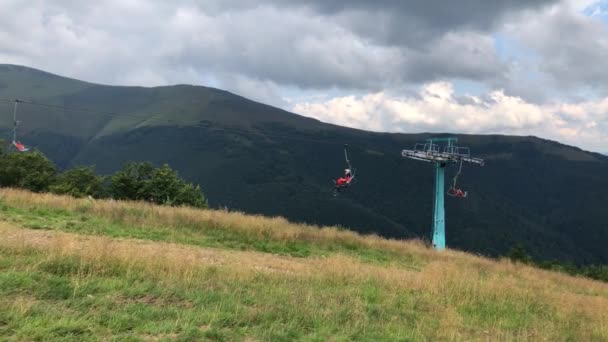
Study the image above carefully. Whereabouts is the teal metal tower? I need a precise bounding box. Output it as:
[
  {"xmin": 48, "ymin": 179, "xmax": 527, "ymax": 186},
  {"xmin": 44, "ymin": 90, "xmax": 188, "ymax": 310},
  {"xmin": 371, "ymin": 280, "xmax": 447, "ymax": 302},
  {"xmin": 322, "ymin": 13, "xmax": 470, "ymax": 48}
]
[{"xmin": 402, "ymin": 137, "xmax": 484, "ymax": 250}]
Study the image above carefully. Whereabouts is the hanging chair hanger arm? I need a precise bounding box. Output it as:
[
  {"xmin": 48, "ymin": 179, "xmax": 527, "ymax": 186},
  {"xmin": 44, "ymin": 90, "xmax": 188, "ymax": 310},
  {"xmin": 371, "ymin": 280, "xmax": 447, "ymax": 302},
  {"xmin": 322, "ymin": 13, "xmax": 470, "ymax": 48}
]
[
  {"xmin": 452, "ymin": 159, "xmax": 463, "ymax": 188},
  {"xmin": 12, "ymin": 100, "xmax": 20, "ymax": 143},
  {"xmin": 344, "ymin": 144, "xmax": 352, "ymax": 170}
]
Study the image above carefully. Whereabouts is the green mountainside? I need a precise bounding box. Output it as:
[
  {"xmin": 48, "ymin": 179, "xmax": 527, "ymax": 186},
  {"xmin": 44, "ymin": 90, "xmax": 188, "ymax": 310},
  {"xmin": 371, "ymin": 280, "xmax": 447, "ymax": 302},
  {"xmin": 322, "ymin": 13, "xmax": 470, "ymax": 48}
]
[{"xmin": 2, "ymin": 64, "xmax": 608, "ymax": 265}]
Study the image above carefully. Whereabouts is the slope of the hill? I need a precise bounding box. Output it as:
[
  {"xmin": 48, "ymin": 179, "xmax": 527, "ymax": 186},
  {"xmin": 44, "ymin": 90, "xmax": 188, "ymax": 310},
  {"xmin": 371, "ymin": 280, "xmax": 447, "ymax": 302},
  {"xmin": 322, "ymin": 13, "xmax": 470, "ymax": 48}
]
[
  {"xmin": 2, "ymin": 64, "xmax": 608, "ymax": 265},
  {"xmin": 0, "ymin": 190, "xmax": 606, "ymax": 341}
]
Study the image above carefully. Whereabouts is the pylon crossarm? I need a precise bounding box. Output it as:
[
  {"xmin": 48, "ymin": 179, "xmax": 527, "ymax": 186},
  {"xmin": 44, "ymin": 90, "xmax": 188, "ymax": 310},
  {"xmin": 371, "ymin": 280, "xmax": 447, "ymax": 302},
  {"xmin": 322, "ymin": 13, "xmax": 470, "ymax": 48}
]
[
  {"xmin": 460, "ymin": 156, "xmax": 485, "ymax": 166},
  {"xmin": 401, "ymin": 149, "xmax": 458, "ymax": 163},
  {"xmin": 402, "ymin": 149, "xmax": 484, "ymax": 166}
]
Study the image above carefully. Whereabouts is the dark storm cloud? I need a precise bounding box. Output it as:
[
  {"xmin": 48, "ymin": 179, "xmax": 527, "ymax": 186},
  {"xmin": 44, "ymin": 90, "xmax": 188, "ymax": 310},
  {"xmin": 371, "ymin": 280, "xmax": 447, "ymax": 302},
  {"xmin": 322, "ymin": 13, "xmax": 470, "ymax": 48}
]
[
  {"xmin": 170, "ymin": 0, "xmax": 561, "ymax": 90},
  {"xmin": 272, "ymin": 0, "xmax": 558, "ymax": 43},
  {"xmin": 198, "ymin": 0, "xmax": 560, "ymax": 89}
]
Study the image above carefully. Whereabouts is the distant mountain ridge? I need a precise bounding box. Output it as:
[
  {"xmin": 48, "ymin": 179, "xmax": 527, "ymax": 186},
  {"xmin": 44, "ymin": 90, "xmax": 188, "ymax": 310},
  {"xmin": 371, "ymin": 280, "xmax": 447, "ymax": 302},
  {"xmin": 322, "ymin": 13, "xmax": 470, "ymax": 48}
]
[{"xmin": 2, "ymin": 64, "xmax": 608, "ymax": 265}]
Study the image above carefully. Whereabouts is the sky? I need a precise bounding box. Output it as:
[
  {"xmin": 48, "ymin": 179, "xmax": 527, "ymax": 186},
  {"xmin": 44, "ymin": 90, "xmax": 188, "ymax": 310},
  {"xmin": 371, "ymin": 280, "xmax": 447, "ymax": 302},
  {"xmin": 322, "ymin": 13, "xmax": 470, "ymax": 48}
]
[{"xmin": 1, "ymin": 0, "xmax": 608, "ymax": 152}]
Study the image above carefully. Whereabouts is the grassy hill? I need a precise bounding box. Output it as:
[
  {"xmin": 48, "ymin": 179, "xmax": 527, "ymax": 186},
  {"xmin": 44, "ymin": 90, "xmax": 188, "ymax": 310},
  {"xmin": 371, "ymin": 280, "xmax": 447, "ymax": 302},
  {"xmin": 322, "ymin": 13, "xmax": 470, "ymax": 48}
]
[
  {"xmin": 0, "ymin": 64, "xmax": 326, "ymax": 138},
  {"xmin": 2, "ymin": 64, "xmax": 608, "ymax": 265},
  {"xmin": 0, "ymin": 189, "xmax": 607, "ymax": 341}
]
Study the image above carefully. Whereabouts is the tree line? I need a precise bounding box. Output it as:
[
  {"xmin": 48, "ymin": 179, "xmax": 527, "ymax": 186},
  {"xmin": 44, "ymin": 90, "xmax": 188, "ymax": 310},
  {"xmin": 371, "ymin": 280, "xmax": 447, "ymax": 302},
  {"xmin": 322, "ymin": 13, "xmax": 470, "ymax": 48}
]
[
  {"xmin": 0, "ymin": 146, "xmax": 207, "ymax": 208},
  {"xmin": 508, "ymin": 244, "xmax": 608, "ymax": 283}
]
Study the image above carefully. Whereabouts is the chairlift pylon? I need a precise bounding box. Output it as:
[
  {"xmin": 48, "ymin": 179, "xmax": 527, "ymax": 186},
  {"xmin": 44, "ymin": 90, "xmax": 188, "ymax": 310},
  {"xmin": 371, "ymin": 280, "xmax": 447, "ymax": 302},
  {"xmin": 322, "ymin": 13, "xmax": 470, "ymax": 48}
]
[{"xmin": 401, "ymin": 137, "xmax": 484, "ymax": 250}]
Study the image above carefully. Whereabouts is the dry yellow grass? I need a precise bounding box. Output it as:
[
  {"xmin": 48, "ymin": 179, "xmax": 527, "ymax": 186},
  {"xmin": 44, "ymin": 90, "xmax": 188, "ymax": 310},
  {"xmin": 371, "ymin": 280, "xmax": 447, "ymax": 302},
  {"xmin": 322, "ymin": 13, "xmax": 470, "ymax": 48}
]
[
  {"xmin": 0, "ymin": 187, "xmax": 436, "ymax": 259},
  {"xmin": 1, "ymin": 220, "xmax": 607, "ymax": 341}
]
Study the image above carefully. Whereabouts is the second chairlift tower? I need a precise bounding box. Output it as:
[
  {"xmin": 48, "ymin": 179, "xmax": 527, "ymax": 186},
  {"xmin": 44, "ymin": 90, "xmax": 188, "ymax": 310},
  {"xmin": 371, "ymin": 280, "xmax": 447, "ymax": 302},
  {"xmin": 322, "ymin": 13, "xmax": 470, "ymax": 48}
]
[{"xmin": 401, "ymin": 137, "xmax": 484, "ymax": 250}]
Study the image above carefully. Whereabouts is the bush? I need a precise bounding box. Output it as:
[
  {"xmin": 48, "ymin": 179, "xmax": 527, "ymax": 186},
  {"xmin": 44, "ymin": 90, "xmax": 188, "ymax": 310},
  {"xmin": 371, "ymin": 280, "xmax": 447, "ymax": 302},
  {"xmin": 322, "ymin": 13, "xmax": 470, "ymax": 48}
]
[
  {"xmin": 50, "ymin": 166, "xmax": 106, "ymax": 198},
  {"xmin": 580, "ymin": 264, "xmax": 608, "ymax": 282},
  {"xmin": 110, "ymin": 162, "xmax": 207, "ymax": 208},
  {"xmin": 507, "ymin": 244, "xmax": 533, "ymax": 264}
]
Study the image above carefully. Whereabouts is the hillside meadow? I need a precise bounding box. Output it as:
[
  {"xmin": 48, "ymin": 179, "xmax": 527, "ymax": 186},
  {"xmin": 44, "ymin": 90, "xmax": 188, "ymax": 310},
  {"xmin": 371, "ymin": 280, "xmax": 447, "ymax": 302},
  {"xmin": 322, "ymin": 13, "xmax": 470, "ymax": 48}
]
[{"xmin": 0, "ymin": 188, "xmax": 607, "ymax": 341}]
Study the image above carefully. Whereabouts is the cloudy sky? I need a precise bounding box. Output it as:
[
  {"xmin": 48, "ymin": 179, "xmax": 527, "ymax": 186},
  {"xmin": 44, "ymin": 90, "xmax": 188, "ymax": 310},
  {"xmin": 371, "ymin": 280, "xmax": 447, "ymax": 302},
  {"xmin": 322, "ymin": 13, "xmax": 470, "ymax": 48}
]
[{"xmin": 1, "ymin": 0, "xmax": 608, "ymax": 151}]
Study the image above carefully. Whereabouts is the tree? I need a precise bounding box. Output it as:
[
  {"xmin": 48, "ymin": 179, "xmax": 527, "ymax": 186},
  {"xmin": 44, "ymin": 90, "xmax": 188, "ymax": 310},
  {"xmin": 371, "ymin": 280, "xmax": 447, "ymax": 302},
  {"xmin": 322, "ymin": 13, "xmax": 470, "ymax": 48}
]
[
  {"xmin": 0, "ymin": 150, "xmax": 57, "ymax": 192},
  {"xmin": 109, "ymin": 162, "xmax": 155, "ymax": 201},
  {"xmin": 175, "ymin": 183, "xmax": 207, "ymax": 208},
  {"xmin": 146, "ymin": 164, "xmax": 208, "ymax": 208},
  {"xmin": 50, "ymin": 166, "xmax": 106, "ymax": 198},
  {"xmin": 146, "ymin": 164, "xmax": 182, "ymax": 204}
]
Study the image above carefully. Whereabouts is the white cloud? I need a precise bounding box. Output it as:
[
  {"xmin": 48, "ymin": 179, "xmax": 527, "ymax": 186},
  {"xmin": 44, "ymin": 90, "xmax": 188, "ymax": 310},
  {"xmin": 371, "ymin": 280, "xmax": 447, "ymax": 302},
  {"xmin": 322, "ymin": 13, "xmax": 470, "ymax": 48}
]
[
  {"xmin": 293, "ymin": 82, "xmax": 608, "ymax": 151},
  {"xmin": 568, "ymin": 0, "xmax": 602, "ymax": 10},
  {"xmin": 501, "ymin": 0, "xmax": 608, "ymax": 95}
]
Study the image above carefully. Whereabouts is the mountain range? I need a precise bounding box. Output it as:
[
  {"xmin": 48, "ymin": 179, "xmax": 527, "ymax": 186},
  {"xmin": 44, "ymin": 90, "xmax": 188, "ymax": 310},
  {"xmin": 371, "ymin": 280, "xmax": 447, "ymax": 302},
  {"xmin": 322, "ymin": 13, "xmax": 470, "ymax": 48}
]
[{"xmin": 1, "ymin": 64, "xmax": 607, "ymax": 264}]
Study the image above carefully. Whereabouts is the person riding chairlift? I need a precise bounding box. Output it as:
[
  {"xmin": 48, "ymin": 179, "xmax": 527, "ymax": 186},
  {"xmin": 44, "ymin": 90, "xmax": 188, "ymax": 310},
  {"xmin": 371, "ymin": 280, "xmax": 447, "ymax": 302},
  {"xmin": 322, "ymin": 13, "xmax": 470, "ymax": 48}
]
[
  {"xmin": 448, "ymin": 187, "xmax": 467, "ymax": 198},
  {"xmin": 13, "ymin": 141, "xmax": 29, "ymax": 152},
  {"xmin": 447, "ymin": 159, "xmax": 467, "ymax": 198},
  {"xmin": 335, "ymin": 168, "xmax": 353, "ymax": 187}
]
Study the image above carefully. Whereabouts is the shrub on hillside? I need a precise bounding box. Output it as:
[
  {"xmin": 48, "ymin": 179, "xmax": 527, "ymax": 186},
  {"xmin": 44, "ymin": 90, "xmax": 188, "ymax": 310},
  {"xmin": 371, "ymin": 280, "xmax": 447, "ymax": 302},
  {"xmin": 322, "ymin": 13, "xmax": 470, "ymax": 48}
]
[
  {"xmin": 50, "ymin": 166, "xmax": 107, "ymax": 198},
  {"xmin": 507, "ymin": 244, "xmax": 533, "ymax": 264},
  {"xmin": 580, "ymin": 264, "xmax": 608, "ymax": 282}
]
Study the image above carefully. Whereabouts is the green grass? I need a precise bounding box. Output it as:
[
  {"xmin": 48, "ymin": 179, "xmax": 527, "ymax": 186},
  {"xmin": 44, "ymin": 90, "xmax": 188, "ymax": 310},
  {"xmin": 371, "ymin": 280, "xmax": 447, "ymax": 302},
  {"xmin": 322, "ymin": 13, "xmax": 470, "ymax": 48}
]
[
  {"xmin": 2, "ymin": 243, "xmax": 605, "ymax": 341},
  {"xmin": 0, "ymin": 248, "xmax": 425, "ymax": 341},
  {"xmin": 0, "ymin": 200, "xmax": 421, "ymax": 270}
]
